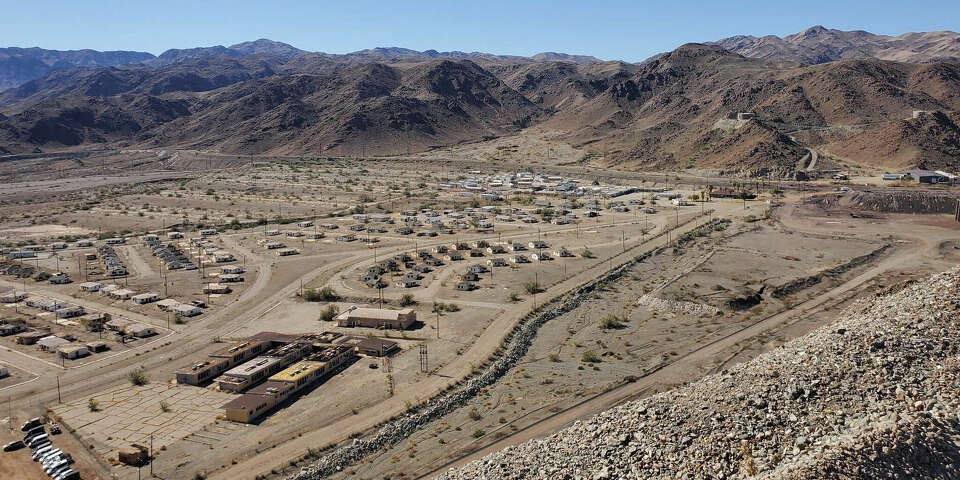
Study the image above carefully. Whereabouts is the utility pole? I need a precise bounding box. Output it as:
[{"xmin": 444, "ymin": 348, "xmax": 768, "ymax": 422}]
[{"xmin": 56, "ymin": 376, "xmax": 61, "ymax": 403}]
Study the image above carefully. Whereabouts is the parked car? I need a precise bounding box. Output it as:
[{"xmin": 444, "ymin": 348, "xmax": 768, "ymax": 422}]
[
  {"xmin": 2, "ymin": 440, "xmax": 24, "ymax": 451},
  {"xmin": 55, "ymin": 469, "xmax": 79, "ymax": 480},
  {"xmin": 48, "ymin": 423, "xmax": 61, "ymax": 435},
  {"xmin": 20, "ymin": 417, "xmax": 41, "ymax": 432}
]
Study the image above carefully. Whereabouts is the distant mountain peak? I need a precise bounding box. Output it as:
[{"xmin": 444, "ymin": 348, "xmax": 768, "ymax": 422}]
[
  {"xmin": 228, "ymin": 39, "xmax": 305, "ymax": 57},
  {"xmin": 710, "ymin": 26, "xmax": 960, "ymax": 64}
]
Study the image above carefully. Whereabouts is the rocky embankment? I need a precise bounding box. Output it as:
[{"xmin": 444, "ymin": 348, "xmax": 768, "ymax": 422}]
[{"xmin": 438, "ymin": 269, "xmax": 960, "ymax": 479}]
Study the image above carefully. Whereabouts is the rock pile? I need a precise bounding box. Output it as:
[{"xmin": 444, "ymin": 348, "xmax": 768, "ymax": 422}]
[{"xmin": 439, "ymin": 269, "xmax": 960, "ymax": 479}]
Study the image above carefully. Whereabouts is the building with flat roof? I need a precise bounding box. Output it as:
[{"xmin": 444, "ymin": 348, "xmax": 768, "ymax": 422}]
[
  {"xmin": 175, "ymin": 357, "xmax": 230, "ymax": 385},
  {"xmin": 222, "ymin": 345, "xmax": 354, "ymax": 423},
  {"xmin": 216, "ymin": 356, "xmax": 287, "ymax": 392},
  {"xmin": 210, "ymin": 340, "xmax": 267, "ymax": 364},
  {"xmin": 221, "ymin": 392, "xmax": 277, "ymax": 424},
  {"xmin": 337, "ymin": 336, "xmax": 400, "ymax": 357},
  {"xmin": 337, "ymin": 307, "xmax": 416, "ymax": 329}
]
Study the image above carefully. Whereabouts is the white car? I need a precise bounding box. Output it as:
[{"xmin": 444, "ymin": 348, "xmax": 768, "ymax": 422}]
[
  {"xmin": 31, "ymin": 444, "xmax": 54, "ymax": 461},
  {"xmin": 54, "ymin": 469, "xmax": 79, "ymax": 480},
  {"xmin": 45, "ymin": 458, "xmax": 68, "ymax": 474}
]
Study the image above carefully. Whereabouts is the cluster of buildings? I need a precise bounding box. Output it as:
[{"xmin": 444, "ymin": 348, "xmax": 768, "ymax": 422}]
[
  {"xmin": 177, "ymin": 331, "xmax": 397, "ymax": 423},
  {"xmin": 97, "ymin": 245, "xmax": 127, "ymax": 277},
  {"xmin": 882, "ymin": 169, "xmax": 958, "ymax": 184},
  {"xmin": 77, "ymin": 281, "xmax": 204, "ymax": 317},
  {"xmin": 445, "ymin": 171, "xmax": 645, "ymax": 199}
]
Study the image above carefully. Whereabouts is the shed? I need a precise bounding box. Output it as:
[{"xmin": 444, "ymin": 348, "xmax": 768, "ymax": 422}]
[
  {"xmin": 86, "ymin": 341, "xmax": 109, "ymax": 352},
  {"xmin": 14, "ymin": 331, "xmax": 48, "ymax": 345},
  {"xmin": 172, "ymin": 303, "xmax": 202, "ymax": 317},
  {"xmin": 37, "ymin": 336, "xmax": 70, "ymax": 351},
  {"xmin": 131, "ymin": 292, "xmax": 160, "ymax": 305},
  {"xmin": 58, "ymin": 344, "xmax": 90, "ymax": 359},
  {"xmin": 127, "ymin": 324, "xmax": 157, "ymax": 337}
]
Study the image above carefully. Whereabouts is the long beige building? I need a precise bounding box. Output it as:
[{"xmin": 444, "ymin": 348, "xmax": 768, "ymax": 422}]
[{"xmin": 337, "ymin": 307, "xmax": 416, "ymax": 329}]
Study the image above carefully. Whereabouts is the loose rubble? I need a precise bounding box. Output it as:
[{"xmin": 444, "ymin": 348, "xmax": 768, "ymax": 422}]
[{"xmin": 439, "ymin": 269, "xmax": 960, "ymax": 479}]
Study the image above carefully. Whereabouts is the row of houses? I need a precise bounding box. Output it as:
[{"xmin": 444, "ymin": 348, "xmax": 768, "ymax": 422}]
[{"xmin": 77, "ymin": 282, "xmax": 203, "ymax": 317}]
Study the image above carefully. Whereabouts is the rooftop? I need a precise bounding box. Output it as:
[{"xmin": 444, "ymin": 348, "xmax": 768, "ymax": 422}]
[
  {"xmin": 269, "ymin": 360, "xmax": 325, "ymax": 383},
  {"xmin": 221, "ymin": 394, "xmax": 271, "ymax": 411},
  {"xmin": 222, "ymin": 356, "xmax": 284, "ymax": 378},
  {"xmin": 347, "ymin": 307, "xmax": 414, "ymax": 321}
]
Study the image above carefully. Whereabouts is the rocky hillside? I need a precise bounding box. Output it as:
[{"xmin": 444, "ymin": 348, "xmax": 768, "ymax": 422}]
[
  {"xmin": 0, "ymin": 46, "xmax": 154, "ymax": 91},
  {"xmin": 711, "ymin": 25, "xmax": 960, "ymax": 64},
  {"xmin": 1, "ymin": 40, "xmax": 960, "ymax": 175},
  {"xmin": 438, "ymin": 269, "xmax": 960, "ymax": 479}
]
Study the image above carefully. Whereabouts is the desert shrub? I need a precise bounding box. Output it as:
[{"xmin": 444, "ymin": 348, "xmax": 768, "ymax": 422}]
[
  {"xmin": 468, "ymin": 406, "xmax": 482, "ymax": 421},
  {"xmin": 599, "ymin": 313, "xmax": 627, "ymax": 329},
  {"xmin": 319, "ymin": 304, "xmax": 339, "ymax": 321},
  {"xmin": 523, "ymin": 281, "xmax": 542, "ymax": 294},
  {"xmin": 399, "ymin": 294, "xmax": 416, "ymax": 306},
  {"xmin": 303, "ymin": 286, "xmax": 339, "ymax": 302},
  {"xmin": 128, "ymin": 368, "xmax": 149, "ymax": 386},
  {"xmin": 581, "ymin": 351, "xmax": 601, "ymax": 363}
]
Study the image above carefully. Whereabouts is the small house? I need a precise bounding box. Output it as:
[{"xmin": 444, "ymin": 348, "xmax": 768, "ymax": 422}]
[
  {"xmin": 203, "ymin": 283, "xmax": 231, "ymax": 294},
  {"xmin": 394, "ymin": 279, "xmax": 419, "ymax": 288},
  {"xmin": 172, "ymin": 303, "xmax": 202, "ymax": 317},
  {"xmin": 467, "ymin": 264, "xmax": 488, "ymax": 274},
  {"xmin": 487, "ymin": 257, "xmax": 507, "ymax": 267},
  {"xmin": 531, "ymin": 252, "xmax": 553, "ymax": 261},
  {"xmin": 455, "ymin": 281, "xmax": 477, "ymax": 291},
  {"xmin": 37, "ymin": 335, "xmax": 70, "ymax": 352},
  {"xmin": 14, "ymin": 331, "xmax": 48, "ymax": 345},
  {"xmin": 79, "ymin": 282, "xmax": 103, "ymax": 292},
  {"xmin": 55, "ymin": 306, "xmax": 85, "ymax": 319},
  {"xmin": 105, "ymin": 317, "xmax": 132, "ymax": 332},
  {"xmin": 58, "ymin": 344, "xmax": 90, "ymax": 359},
  {"xmin": 86, "ymin": 341, "xmax": 109, "ymax": 352},
  {"xmin": 127, "ymin": 324, "xmax": 157, "ymax": 338},
  {"xmin": 459, "ymin": 272, "xmax": 480, "ymax": 282},
  {"xmin": 131, "ymin": 292, "xmax": 160, "ymax": 305}
]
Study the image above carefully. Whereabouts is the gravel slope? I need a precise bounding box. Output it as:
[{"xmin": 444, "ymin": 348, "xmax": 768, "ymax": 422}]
[{"xmin": 438, "ymin": 270, "xmax": 960, "ymax": 480}]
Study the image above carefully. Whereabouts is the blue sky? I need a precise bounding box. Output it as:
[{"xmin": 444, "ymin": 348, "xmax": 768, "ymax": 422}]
[{"xmin": 1, "ymin": 0, "xmax": 958, "ymax": 62}]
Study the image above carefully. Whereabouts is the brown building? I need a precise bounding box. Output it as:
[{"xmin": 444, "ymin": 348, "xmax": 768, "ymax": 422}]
[
  {"xmin": 337, "ymin": 307, "xmax": 416, "ymax": 329},
  {"xmin": 337, "ymin": 336, "xmax": 400, "ymax": 357}
]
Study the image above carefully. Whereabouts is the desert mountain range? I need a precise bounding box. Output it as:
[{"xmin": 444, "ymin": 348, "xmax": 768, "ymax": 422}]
[{"xmin": 1, "ymin": 27, "xmax": 959, "ymax": 177}]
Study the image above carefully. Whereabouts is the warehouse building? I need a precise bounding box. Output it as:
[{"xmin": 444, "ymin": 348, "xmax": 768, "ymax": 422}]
[
  {"xmin": 221, "ymin": 345, "xmax": 354, "ymax": 423},
  {"xmin": 177, "ymin": 333, "xmax": 295, "ymax": 385},
  {"xmin": 336, "ymin": 307, "xmax": 416, "ymax": 329}
]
